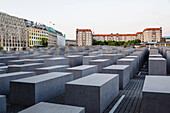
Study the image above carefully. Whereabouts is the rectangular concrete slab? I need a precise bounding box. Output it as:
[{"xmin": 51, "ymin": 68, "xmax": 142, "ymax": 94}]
[
  {"xmin": 0, "ymin": 72, "xmax": 35, "ymax": 94},
  {"xmin": 89, "ymin": 59, "xmax": 111, "ymax": 72},
  {"xmin": 149, "ymin": 58, "xmax": 166, "ymax": 75},
  {"xmin": 117, "ymin": 59, "xmax": 135, "ymax": 78},
  {"xmin": 149, "ymin": 54, "xmax": 162, "ymax": 58},
  {"xmin": 0, "ymin": 95, "xmax": 6, "ymax": 113},
  {"xmin": 44, "ymin": 57, "xmax": 69, "ymax": 66},
  {"xmin": 0, "ymin": 66, "xmax": 8, "ymax": 73},
  {"xmin": 125, "ymin": 56, "xmax": 139, "ymax": 73},
  {"xmin": 35, "ymin": 65, "xmax": 69, "ymax": 75},
  {"xmin": 8, "ymin": 63, "xmax": 44, "ymax": 72},
  {"xmin": 8, "ymin": 60, "xmax": 25, "ymax": 65},
  {"xmin": 142, "ymin": 76, "xmax": 170, "ymax": 113},
  {"xmin": 83, "ymin": 56, "xmax": 99, "ymax": 65},
  {"xmin": 65, "ymin": 65, "xmax": 98, "ymax": 79},
  {"xmin": 102, "ymin": 65, "xmax": 130, "ymax": 89},
  {"xmin": 19, "ymin": 102, "xmax": 85, "ymax": 113},
  {"xmin": 66, "ymin": 55, "xmax": 83, "ymax": 67},
  {"xmin": 10, "ymin": 72, "xmax": 73, "ymax": 106},
  {"xmin": 98, "ymin": 54, "xmax": 118, "ymax": 64},
  {"xmin": 24, "ymin": 59, "xmax": 44, "ymax": 64},
  {"xmin": 65, "ymin": 73, "xmax": 119, "ymax": 113}
]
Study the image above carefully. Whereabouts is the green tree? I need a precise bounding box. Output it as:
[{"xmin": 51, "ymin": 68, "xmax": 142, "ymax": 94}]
[
  {"xmin": 92, "ymin": 39, "xmax": 98, "ymax": 45},
  {"xmin": 0, "ymin": 46, "xmax": 3, "ymax": 50},
  {"xmin": 41, "ymin": 38, "xmax": 48, "ymax": 47},
  {"xmin": 99, "ymin": 41, "xmax": 105, "ymax": 45}
]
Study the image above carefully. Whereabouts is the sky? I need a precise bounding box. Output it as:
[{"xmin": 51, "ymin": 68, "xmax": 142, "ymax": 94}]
[{"xmin": 1, "ymin": 0, "xmax": 170, "ymax": 39}]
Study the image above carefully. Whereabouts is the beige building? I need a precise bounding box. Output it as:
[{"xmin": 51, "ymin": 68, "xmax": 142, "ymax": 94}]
[
  {"xmin": 76, "ymin": 29, "xmax": 92, "ymax": 46},
  {"xmin": 143, "ymin": 28, "xmax": 162, "ymax": 42},
  {"xmin": 0, "ymin": 12, "xmax": 29, "ymax": 51},
  {"xmin": 93, "ymin": 27, "xmax": 162, "ymax": 43}
]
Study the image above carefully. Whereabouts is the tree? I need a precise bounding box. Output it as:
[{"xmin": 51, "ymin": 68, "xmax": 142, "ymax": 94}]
[
  {"xmin": 41, "ymin": 38, "xmax": 48, "ymax": 47},
  {"xmin": 69, "ymin": 44, "xmax": 75, "ymax": 46},
  {"xmin": 0, "ymin": 46, "xmax": 3, "ymax": 50},
  {"xmin": 92, "ymin": 39, "xmax": 98, "ymax": 45},
  {"xmin": 99, "ymin": 41, "xmax": 105, "ymax": 45}
]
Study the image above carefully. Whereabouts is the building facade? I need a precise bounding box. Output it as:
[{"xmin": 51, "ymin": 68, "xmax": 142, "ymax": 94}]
[
  {"xmin": 46, "ymin": 27, "xmax": 57, "ymax": 47},
  {"xmin": 56, "ymin": 30, "xmax": 65, "ymax": 47},
  {"xmin": 28, "ymin": 27, "xmax": 48, "ymax": 47},
  {"xmin": 0, "ymin": 12, "xmax": 29, "ymax": 51},
  {"xmin": 76, "ymin": 29, "xmax": 92, "ymax": 46},
  {"xmin": 92, "ymin": 27, "xmax": 162, "ymax": 43},
  {"xmin": 143, "ymin": 28, "xmax": 162, "ymax": 43}
]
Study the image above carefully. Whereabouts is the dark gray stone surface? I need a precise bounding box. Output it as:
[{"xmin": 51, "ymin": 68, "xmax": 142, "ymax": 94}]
[
  {"xmin": 117, "ymin": 59, "xmax": 135, "ymax": 78},
  {"xmin": 142, "ymin": 76, "xmax": 170, "ymax": 113},
  {"xmin": 8, "ymin": 60, "xmax": 25, "ymax": 65},
  {"xmin": 65, "ymin": 73, "xmax": 119, "ymax": 113},
  {"xmin": 0, "ymin": 66, "xmax": 8, "ymax": 73},
  {"xmin": 102, "ymin": 65, "xmax": 130, "ymax": 89},
  {"xmin": 66, "ymin": 55, "xmax": 83, "ymax": 67},
  {"xmin": 10, "ymin": 72, "xmax": 73, "ymax": 106},
  {"xmin": 0, "ymin": 95, "xmax": 6, "ymax": 113},
  {"xmin": 89, "ymin": 59, "xmax": 111, "ymax": 72},
  {"xmin": 35, "ymin": 65, "xmax": 69, "ymax": 75},
  {"xmin": 0, "ymin": 72, "xmax": 35, "ymax": 94},
  {"xmin": 98, "ymin": 54, "xmax": 118, "ymax": 64},
  {"xmin": 8, "ymin": 63, "xmax": 44, "ymax": 72},
  {"xmin": 83, "ymin": 56, "xmax": 99, "ymax": 65},
  {"xmin": 44, "ymin": 57, "xmax": 69, "ymax": 66},
  {"xmin": 19, "ymin": 102, "xmax": 85, "ymax": 113},
  {"xmin": 148, "ymin": 58, "xmax": 166, "ymax": 75},
  {"xmin": 65, "ymin": 65, "xmax": 98, "ymax": 79}
]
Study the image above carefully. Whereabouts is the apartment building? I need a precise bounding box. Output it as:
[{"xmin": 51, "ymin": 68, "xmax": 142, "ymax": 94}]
[
  {"xmin": 76, "ymin": 29, "xmax": 92, "ymax": 46},
  {"xmin": 0, "ymin": 12, "xmax": 29, "ymax": 51},
  {"xmin": 143, "ymin": 28, "xmax": 162, "ymax": 42},
  {"xmin": 92, "ymin": 27, "xmax": 162, "ymax": 43},
  {"xmin": 28, "ymin": 27, "xmax": 48, "ymax": 47}
]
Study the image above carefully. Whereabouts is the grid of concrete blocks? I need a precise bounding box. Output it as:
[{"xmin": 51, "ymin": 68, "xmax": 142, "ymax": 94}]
[{"xmin": 0, "ymin": 45, "xmax": 169, "ymax": 113}]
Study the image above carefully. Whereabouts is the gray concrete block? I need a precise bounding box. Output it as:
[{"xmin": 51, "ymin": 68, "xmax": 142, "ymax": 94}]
[
  {"xmin": 19, "ymin": 102, "xmax": 85, "ymax": 113},
  {"xmin": 8, "ymin": 60, "xmax": 25, "ymax": 65},
  {"xmin": 35, "ymin": 65, "xmax": 69, "ymax": 75},
  {"xmin": 10, "ymin": 72, "xmax": 73, "ymax": 106},
  {"xmin": 102, "ymin": 65, "xmax": 130, "ymax": 89},
  {"xmin": 149, "ymin": 58, "xmax": 166, "ymax": 75},
  {"xmin": 98, "ymin": 54, "xmax": 118, "ymax": 64},
  {"xmin": 33, "ymin": 55, "xmax": 54, "ymax": 59},
  {"xmin": 0, "ymin": 66, "xmax": 8, "ymax": 73},
  {"xmin": 83, "ymin": 56, "xmax": 99, "ymax": 65},
  {"xmin": 89, "ymin": 59, "xmax": 111, "ymax": 72},
  {"xmin": 117, "ymin": 59, "xmax": 136, "ymax": 78},
  {"xmin": 126, "ymin": 56, "xmax": 139, "ymax": 73},
  {"xmin": 65, "ymin": 73, "xmax": 119, "ymax": 113},
  {"xmin": 66, "ymin": 55, "xmax": 83, "ymax": 67},
  {"xmin": 0, "ymin": 63, "xmax": 5, "ymax": 67},
  {"xmin": 8, "ymin": 63, "xmax": 44, "ymax": 72},
  {"xmin": 0, "ymin": 56, "xmax": 19, "ymax": 65},
  {"xmin": 0, "ymin": 70, "xmax": 6, "ymax": 74},
  {"xmin": 0, "ymin": 95, "xmax": 6, "ymax": 113},
  {"xmin": 142, "ymin": 76, "xmax": 170, "ymax": 113},
  {"xmin": 0, "ymin": 72, "xmax": 35, "ymax": 94},
  {"xmin": 65, "ymin": 65, "xmax": 98, "ymax": 79},
  {"xmin": 24, "ymin": 59, "xmax": 44, "ymax": 64},
  {"xmin": 166, "ymin": 51, "xmax": 170, "ymax": 74},
  {"xmin": 44, "ymin": 57, "xmax": 69, "ymax": 66},
  {"xmin": 149, "ymin": 54, "xmax": 162, "ymax": 58}
]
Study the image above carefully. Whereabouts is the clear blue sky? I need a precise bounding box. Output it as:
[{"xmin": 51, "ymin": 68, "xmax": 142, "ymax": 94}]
[{"xmin": 1, "ymin": 0, "xmax": 170, "ymax": 39}]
